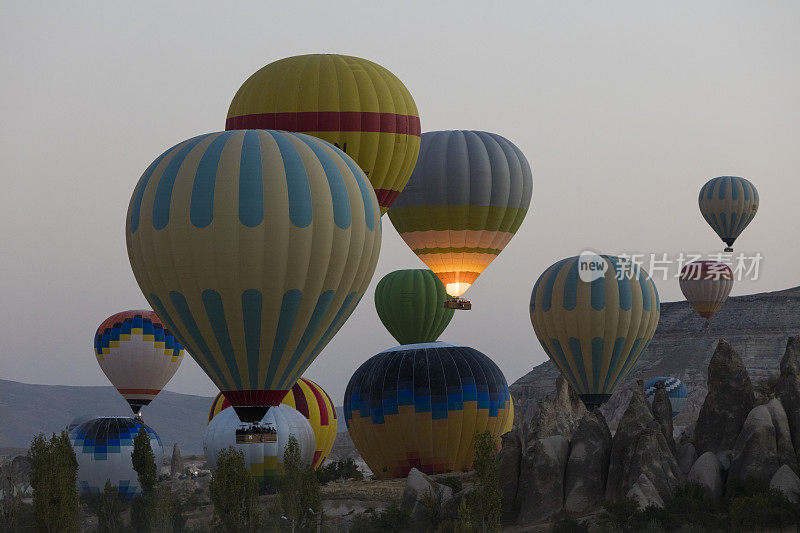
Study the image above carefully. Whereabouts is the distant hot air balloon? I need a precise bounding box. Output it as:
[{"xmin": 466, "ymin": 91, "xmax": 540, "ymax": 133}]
[
  {"xmin": 529, "ymin": 254, "xmax": 661, "ymax": 409},
  {"xmin": 388, "ymin": 130, "xmax": 533, "ymax": 301},
  {"xmin": 126, "ymin": 130, "xmax": 381, "ymax": 422},
  {"xmin": 94, "ymin": 310, "xmax": 184, "ymax": 414},
  {"xmin": 204, "ymin": 404, "xmax": 314, "ymax": 486},
  {"xmin": 699, "ymin": 176, "xmax": 759, "ymax": 251},
  {"xmin": 374, "ymin": 269, "xmax": 454, "ymax": 345},
  {"xmin": 679, "ymin": 261, "xmax": 733, "ymax": 321},
  {"xmin": 208, "ymin": 377, "xmax": 338, "ymax": 469},
  {"xmin": 644, "ymin": 377, "xmax": 688, "ymax": 417},
  {"xmin": 70, "ymin": 417, "xmax": 164, "ymax": 500},
  {"xmin": 344, "ymin": 342, "xmax": 512, "ymax": 479},
  {"xmin": 226, "ymin": 54, "xmax": 420, "ymax": 214}
]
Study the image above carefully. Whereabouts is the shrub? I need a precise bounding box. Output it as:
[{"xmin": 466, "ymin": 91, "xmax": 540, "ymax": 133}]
[
  {"xmin": 663, "ymin": 481, "xmax": 727, "ymax": 530},
  {"xmin": 552, "ymin": 515, "xmax": 589, "ymax": 533},
  {"xmin": 348, "ymin": 504, "xmax": 410, "ymax": 532},
  {"xmin": 729, "ymin": 488, "xmax": 797, "ymax": 531},
  {"xmin": 316, "ymin": 458, "xmax": 363, "ymax": 484},
  {"xmin": 436, "ymin": 475, "xmax": 463, "ymax": 494},
  {"xmin": 209, "ymin": 447, "xmax": 261, "ymax": 532}
]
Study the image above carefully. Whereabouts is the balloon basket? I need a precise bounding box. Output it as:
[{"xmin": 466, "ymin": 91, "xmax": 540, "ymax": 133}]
[
  {"xmin": 235, "ymin": 421, "xmax": 278, "ymax": 444},
  {"xmin": 444, "ymin": 297, "xmax": 471, "ymax": 310},
  {"xmin": 724, "ymin": 247, "xmax": 733, "ymax": 252}
]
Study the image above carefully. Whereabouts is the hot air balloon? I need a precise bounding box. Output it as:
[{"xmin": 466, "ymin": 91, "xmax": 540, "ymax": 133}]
[
  {"xmin": 502, "ymin": 397, "xmax": 515, "ymax": 435},
  {"xmin": 679, "ymin": 260, "xmax": 733, "ymax": 321},
  {"xmin": 387, "ymin": 130, "xmax": 533, "ymax": 305},
  {"xmin": 126, "ymin": 130, "xmax": 381, "ymax": 422},
  {"xmin": 644, "ymin": 377, "xmax": 687, "ymax": 417},
  {"xmin": 69, "ymin": 417, "xmax": 164, "ymax": 500},
  {"xmin": 204, "ymin": 404, "xmax": 314, "ymax": 486},
  {"xmin": 344, "ymin": 342, "xmax": 512, "ymax": 479},
  {"xmin": 698, "ymin": 176, "xmax": 759, "ymax": 251},
  {"xmin": 226, "ymin": 54, "xmax": 420, "ymax": 214},
  {"xmin": 208, "ymin": 377, "xmax": 338, "ymax": 469},
  {"xmin": 529, "ymin": 254, "xmax": 661, "ymax": 409},
  {"xmin": 374, "ymin": 269, "xmax": 454, "ymax": 345},
  {"xmin": 94, "ymin": 310, "xmax": 184, "ymax": 415}
]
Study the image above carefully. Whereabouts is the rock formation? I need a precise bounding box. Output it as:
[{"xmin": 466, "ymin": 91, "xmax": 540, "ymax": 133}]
[
  {"xmin": 605, "ymin": 381, "xmax": 683, "ymax": 504},
  {"xmin": 694, "ymin": 340, "xmax": 755, "ymax": 454},
  {"xmin": 688, "ymin": 452, "xmax": 723, "ymax": 498},
  {"xmin": 522, "ymin": 374, "xmax": 585, "ymax": 441},
  {"xmin": 498, "ymin": 430, "xmax": 522, "ymax": 522},
  {"xmin": 170, "ymin": 443, "xmax": 183, "ymax": 479},
  {"xmin": 728, "ymin": 405, "xmax": 781, "ymax": 486},
  {"xmin": 514, "ymin": 436, "xmax": 569, "ymax": 524},
  {"xmin": 770, "ymin": 464, "xmax": 800, "ymax": 504},
  {"xmin": 563, "ymin": 410, "xmax": 612, "ymax": 512},
  {"xmin": 776, "ymin": 336, "xmax": 800, "ymax": 459},
  {"xmin": 651, "ymin": 381, "xmax": 675, "ymax": 453},
  {"xmin": 400, "ymin": 468, "xmax": 453, "ymax": 522},
  {"xmin": 677, "ymin": 443, "xmax": 697, "ymax": 475}
]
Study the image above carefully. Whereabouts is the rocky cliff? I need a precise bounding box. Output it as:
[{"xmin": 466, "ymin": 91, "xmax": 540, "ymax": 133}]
[{"xmin": 511, "ymin": 286, "xmax": 800, "ymax": 428}]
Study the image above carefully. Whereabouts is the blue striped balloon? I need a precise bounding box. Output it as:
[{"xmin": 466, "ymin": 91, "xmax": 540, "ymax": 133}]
[
  {"xmin": 644, "ymin": 377, "xmax": 688, "ymax": 417},
  {"xmin": 698, "ymin": 176, "xmax": 759, "ymax": 251}
]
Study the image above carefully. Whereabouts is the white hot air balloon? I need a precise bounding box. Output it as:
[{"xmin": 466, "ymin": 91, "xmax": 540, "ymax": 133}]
[
  {"xmin": 69, "ymin": 417, "xmax": 164, "ymax": 500},
  {"xmin": 94, "ymin": 310, "xmax": 184, "ymax": 414},
  {"xmin": 204, "ymin": 404, "xmax": 315, "ymax": 486},
  {"xmin": 679, "ymin": 261, "xmax": 733, "ymax": 321}
]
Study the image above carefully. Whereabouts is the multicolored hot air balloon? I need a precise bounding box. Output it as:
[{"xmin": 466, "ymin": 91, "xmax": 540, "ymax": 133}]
[
  {"xmin": 374, "ymin": 269, "xmax": 454, "ymax": 345},
  {"xmin": 126, "ymin": 130, "xmax": 381, "ymax": 422},
  {"xmin": 388, "ymin": 130, "xmax": 533, "ymax": 299},
  {"xmin": 699, "ymin": 176, "xmax": 759, "ymax": 251},
  {"xmin": 70, "ymin": 417, "xmax": 164, "ymax": 500},
  {"xmin": 344, "ymin": 342, "xmax": 512, "ymax": 479},
  {"xmin": 204, "ymin": 404, "xmax": 314, "ymax": 486},
  {"xmin": 679, "ymin": 261, "xmax": 733, "ymax": 321},
  {"xmin": 644, "ymin": 377, "xmax": 688, "ymax": 417},
  {"xmin": 529, "ymin": 254, "xmax": 661, "ymax": 409},
  {"xmin": 94, "ymin": 310, "xmax": 184, "ymax": 414},
  {"xmin": 208, "ymin": 377, "xmax": 338, "ymax": 469},
  {"xmin": 226, "ymin": 54, "xmax": 420, "ymax": 214}
]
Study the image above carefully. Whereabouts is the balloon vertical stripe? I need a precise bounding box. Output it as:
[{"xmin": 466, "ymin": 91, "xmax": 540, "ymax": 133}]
[
  {"xmin": 190, "ymin": 132, "xmax": 232, "ymax": 228},
  {"xmin": 237, "ymin": 131, "xmax": 264, "ymax": 227},
  {"xmin": 153, "ymin": 136, "xmax": 206, "ymax": 230},
  {"xmin": 201, "ymin": 290, "xmax": 243, "ymax": 390}
]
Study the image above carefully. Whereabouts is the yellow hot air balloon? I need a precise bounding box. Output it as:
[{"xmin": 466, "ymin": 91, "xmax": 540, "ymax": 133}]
[
  {"xmin": 388, "ymin": 131, "xmax": 533, "ymax": 300},
  {"xmin": 208, "ymin": 377, "xmax": 338, "ymax": 469},
  {"xmin": 226, "ymin": 54, "xmax": 421, "ymax": 214},
  {"xmin": 530, "ymin": 254, "xmax": 661, "ymax": 409},
  {"xmin": 126, "ymin": 130, "xmax": 381, "ymax": 422},
  {"xmin": 698, "ymin": 176, "xmax": 759, "ymax": 251}
]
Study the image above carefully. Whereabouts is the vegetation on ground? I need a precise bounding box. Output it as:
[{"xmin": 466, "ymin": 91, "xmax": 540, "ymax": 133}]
[
  {"xmin": 208, "ymin": 447, "xmax": 261, "ymax": 532},
  {"xmin": 28, "ymin": 431, "xmax": 80, "ymax": 532}
]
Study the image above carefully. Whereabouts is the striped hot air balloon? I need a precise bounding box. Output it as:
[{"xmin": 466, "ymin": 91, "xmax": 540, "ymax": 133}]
[
  {"xmin": 530, "ymin": 254, "xmax": 661, "ymax": 409},
  {"xmin": 644, "ymin": 377, "xmax": 688, "ymax": 417},
  {"xmin": 208, "ymin": 377, "xmax": 338, "ymax": 469},
  {"xmin": 679, "ymin": 261, "xmax": 733, "ymax": 321},
  {"xmin": 388, "ymin": 130, "xmax": 533, "ymax": 298},
  {"xmin": 374, "ymin": 269, "xmax": 454, "ymax": 345},
  {"xmin": 226, "ymin": 54, "xmax": 421, "ymax": 214},
  {"xmin": 344, "ymin": 342, "xmax": 512, "ymax": 479},
  {"xmin": 94, "ymin": 311, "xmax": 184, "ymax": 414},
  {"xmin": 126, "ymin": 130, "xmax": 381, "ymax": 422},
  {"xmin": 698, "ymin": 176, "xmax": 759, "ymax": 251}
]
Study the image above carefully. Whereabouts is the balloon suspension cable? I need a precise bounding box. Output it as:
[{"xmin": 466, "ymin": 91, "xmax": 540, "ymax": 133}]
[
  {"xmin": 444, "ymin": 296, "xmax": 471, "ymax": 311},
  {"xmin": 724, "ymin": 247, "xmax": 733, "ymax": 252}
]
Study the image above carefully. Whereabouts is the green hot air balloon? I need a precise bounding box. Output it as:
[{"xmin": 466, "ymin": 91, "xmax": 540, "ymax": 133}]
[
  {"xmin": 529, "ymin": 254, "xmax": 661, "ymax": 409},
  {"xmin": 375, "ymin": 269, "xmax": 454, "ymax": 345},
  {"xmin": 126, "ymin": 130, "xmax": 382, "ymax": 422}
]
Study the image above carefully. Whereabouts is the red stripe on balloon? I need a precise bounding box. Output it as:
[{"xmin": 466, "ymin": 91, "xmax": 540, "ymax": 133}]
[
  {"xmin": 222, "ymin": 389, "xmax": 288, "ymax": 407},
  {"xmin": 307, "ymin": 381, "xmax": 330, "ymax": 425},
  {"xmin": 375, "ymin": 189, "xmax": 402, "ymax": 208},
  {"xmin": 225, "ymin": 112, "xmax": 421, "ymax": 136},
  {"xmin": 292, "ymin": 382, "xmax": 310, "ymax": 419}
]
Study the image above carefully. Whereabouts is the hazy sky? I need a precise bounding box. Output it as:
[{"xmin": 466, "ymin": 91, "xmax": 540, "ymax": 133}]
[{"xmin": 2, "ymin": 1, "xmax": 799, "ymax": 409}]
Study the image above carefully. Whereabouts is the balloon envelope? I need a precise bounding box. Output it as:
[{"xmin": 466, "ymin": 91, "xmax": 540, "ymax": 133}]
[
  {"xmin": 698, "ymin": 176, "xmax": 759, "ymax": 250},
  {"xmin": 529, "ymin": 254, "xmax": 661, "ymax": 409},
  {"xmin": 679, "ymin": 261, "xmax": 733, "ymax": 321},
  {"xmin": 126, "ymin": 130, "xmax": 381, "ymax": 421},
  {"xmin": 70, "ymin": 417, "xmax": 163, "ymax": 500},
  {"xmin": 208, "ymin": 377, "xmax": 338, "ymax": 469},
  {"xmin": 94, "ymin": 310, "xmax": 184, "ymax": 414},
  {"xmin": 344, "ymin": 341, "xmax": 512, "ymax": 478},
  {"xmin": 226, "ymin": 54, "xmax": 421, "ymax": 214},
  {"xmin": 374, "ymin": 269, "xmax": 454, "ymax": 345},
  {"xmin": 644, "ymin": 377, "xmax": 688, "ymax": 417},
  {"xmin": 388, "ymin": 130, "xmax": 533, "ymax": 297},
  {"xmin": 204, "ymin": 404, "xmax": 314, "ymax": 486}
]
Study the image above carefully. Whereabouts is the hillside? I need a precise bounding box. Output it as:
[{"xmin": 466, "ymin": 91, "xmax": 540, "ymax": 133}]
[{"xmin": 511, "ymin": 286, "xmax": 800, "ymax": 427}]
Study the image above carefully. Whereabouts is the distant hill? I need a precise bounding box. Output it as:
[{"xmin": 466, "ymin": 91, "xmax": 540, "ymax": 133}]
[
  {"xmin": 511, "ymin": 286, "xmax": 800, "ymax": 428},
  {"xmin": 0, "ymin": 379, "xmax": 347, "ymax": 455}
]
